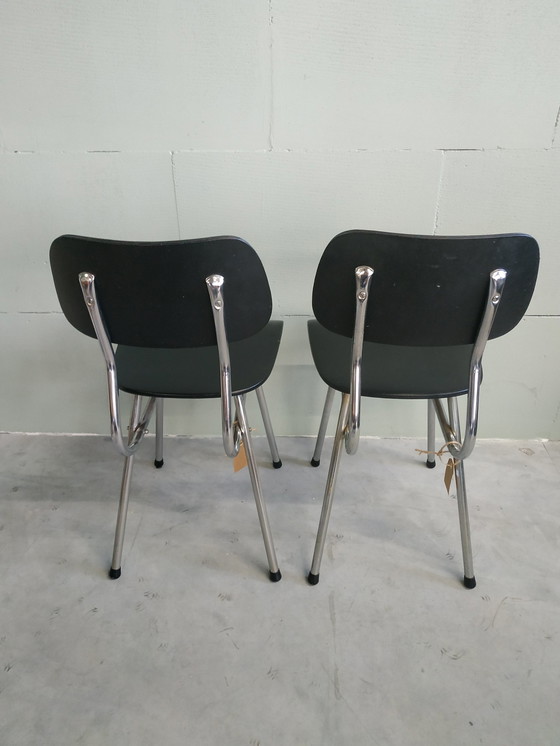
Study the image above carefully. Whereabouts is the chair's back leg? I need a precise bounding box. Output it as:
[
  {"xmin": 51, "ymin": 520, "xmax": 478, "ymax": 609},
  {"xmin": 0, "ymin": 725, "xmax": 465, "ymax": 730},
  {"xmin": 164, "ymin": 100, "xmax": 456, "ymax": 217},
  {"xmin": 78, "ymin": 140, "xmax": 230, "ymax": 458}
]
[
  {"xmin": 234, "ymin": 394, "xmax": 282, "ymax": 582},
  {"xmin": 255, "ymin": 386, "xmax": 282, "ymax": 468},
  {"xmin": 110, "ymin": 394, "xmax": 142, "ymax": 579},
  {"xmin": 154, "ymin": 397, "xmax": 164, "ymax": 468},
  {"xmin": 311, "ymin": 386, "xmax": 335, "ymax": 467},
  {"xmin": 426, "ymin": 399, "xmax": 436, "ymax": 468},
  {"xmin": 308, "ymin": 392, "xmax": 350, "ymax": 585},
  {"xmin": 448, "ymin": 397, "xmax": 476, "ymax": 588},
  {"xmin": 110, "ymin": 453, "xmax": 135, "ymax": 579}
]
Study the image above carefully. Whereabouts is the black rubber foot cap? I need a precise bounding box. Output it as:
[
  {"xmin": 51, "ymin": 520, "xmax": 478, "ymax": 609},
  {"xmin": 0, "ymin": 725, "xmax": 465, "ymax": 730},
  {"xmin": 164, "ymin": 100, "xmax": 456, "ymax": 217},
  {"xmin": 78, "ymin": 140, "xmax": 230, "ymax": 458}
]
[
  {"xmin": 273, "ymin": 460, "xmax": 282, "ymax": 469},
  {"xmin": 307, "ymin": 572, "xmax": 320, "ymax": 585},
  {"xmin": 464, "ymin": 575, "xmax": 476, "ymax": 589},
  {"xmin": 310, "ymin": 458, "xmax": 320, "ymax": 467},
  {"xmin": 269, "ymin": 570, "xmax": 282, "ymax": 582},
  {"xmin": 109, "ymin": 567, "xmax": 121, "ymax": 579},
  {"xmin": 426, "ymin": 459, "xmax": 436, "ymax": 469},
  {"xmin": 154, "ymin": 459, "xmax": 164, "ymax": 469}
]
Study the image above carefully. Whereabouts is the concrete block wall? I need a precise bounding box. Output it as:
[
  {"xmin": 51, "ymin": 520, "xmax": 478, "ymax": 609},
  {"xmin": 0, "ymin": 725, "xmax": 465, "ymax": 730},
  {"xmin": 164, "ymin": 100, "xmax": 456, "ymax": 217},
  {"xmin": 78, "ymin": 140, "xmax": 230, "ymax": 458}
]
[{"xmin": 1, "ymin": 0, "xmax": 559, "ymax": 438}]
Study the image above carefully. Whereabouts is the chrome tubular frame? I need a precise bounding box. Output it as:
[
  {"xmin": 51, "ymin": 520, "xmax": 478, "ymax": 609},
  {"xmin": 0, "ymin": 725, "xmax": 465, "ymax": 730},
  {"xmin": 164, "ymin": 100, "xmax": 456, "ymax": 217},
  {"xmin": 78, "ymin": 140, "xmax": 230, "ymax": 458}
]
[
  {"xmin": 345, "ymin": 266, "xmax": 374, "ymax": 455},
  {"xmin": 235, "ymin": 394, "xmax": 281, "ymax": 579},
  {"xmin": 206, "ymin": 274, "xmax": 242, "ymax": 458},
  {"xmin": 110, "ymin": 394, "xmax": 142, "ymax": 578},
  {"xmin": 79, "ymin": 272, "xmax": 155, "ymax": 458},
  {"xmin": 255, "ymin": 386, "xmax": 282, "ymax": 467},
  {"xmin": 434, "ymin": 269, "xmax": 507, "ymax": 462},
  {"xmin": 154, "ymin": 397, "xmax": 164, "ymax": 467},
  {"xmin": 426, "ymin": 399, "xmax": 436, "ymax": 468},
  {"xmin": 311, "ymin": 386, "xmax": 336, "ymax": 466},
  {"xmin": 448, "ymin": 395, "xmax": 475, "ymax": 583},
  {"xmin": 308, "ymin": 392, "xmax": 351, "ymax": 583},
  {"xmin": 205, "ymin": 274, "xmax": 282, "ymax": 579}
]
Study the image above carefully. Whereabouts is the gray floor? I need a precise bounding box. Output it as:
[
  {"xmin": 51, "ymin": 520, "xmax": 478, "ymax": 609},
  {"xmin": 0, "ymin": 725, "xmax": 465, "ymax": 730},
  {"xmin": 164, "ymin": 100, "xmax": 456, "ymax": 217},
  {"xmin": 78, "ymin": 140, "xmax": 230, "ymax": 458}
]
[{"xmin": 0, "ymin": 432, "xmax": 559, "ymax": 745}]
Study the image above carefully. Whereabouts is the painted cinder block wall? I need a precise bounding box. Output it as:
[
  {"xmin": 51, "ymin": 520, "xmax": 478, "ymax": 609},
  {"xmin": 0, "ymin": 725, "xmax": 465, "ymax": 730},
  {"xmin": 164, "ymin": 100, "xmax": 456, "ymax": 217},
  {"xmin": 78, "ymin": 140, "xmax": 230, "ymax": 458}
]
[{"xmin": 1, "ymin": 1, "xmax": 559, "ymax": 438}]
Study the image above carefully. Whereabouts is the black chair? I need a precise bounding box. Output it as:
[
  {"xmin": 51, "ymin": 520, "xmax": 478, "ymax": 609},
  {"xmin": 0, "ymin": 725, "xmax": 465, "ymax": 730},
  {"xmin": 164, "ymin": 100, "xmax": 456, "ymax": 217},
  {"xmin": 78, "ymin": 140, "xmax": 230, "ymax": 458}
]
[
  {"xmin": 307, "ymin": 230, "xmax": 539, "ymax": 588},
  {"xmin": 50, "ymin": 234, "xmax": 283, "ymax": 582}
]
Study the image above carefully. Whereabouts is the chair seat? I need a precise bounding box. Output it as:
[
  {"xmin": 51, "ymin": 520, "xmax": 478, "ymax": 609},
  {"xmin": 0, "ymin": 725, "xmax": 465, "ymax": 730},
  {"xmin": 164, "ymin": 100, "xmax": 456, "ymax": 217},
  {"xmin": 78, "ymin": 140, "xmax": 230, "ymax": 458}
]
[
  {"xmin": 308, "ymin": 319, "xmax": 474, "ymax": 399},
  {"xmin": 116, "ymin": 320, "xmax": 283, "ymax": 398}
]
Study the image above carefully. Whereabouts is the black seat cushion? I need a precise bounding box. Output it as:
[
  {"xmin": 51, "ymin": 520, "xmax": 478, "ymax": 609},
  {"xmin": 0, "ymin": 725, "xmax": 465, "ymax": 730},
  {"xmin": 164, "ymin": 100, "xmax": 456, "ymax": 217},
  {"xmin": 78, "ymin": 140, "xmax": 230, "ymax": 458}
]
[
  {"xmin": 308, "ymin": 320, "xmax": 474, "ymax": 399},
  {"xmin": 116, "ymin": 321, "xmax": 283, "ymax": 398}
]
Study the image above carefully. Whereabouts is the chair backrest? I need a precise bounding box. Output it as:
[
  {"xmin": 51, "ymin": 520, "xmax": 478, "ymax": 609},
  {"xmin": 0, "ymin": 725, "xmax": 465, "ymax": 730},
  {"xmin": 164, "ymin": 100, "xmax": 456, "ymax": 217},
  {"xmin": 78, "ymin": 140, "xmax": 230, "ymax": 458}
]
[
  {"xmin": 312, "ymin": 230, "xmax": 539, "ymax": 346},
  {"xmin": 50, "ymin": 235, "xmax": 273, "ymax": 348}
]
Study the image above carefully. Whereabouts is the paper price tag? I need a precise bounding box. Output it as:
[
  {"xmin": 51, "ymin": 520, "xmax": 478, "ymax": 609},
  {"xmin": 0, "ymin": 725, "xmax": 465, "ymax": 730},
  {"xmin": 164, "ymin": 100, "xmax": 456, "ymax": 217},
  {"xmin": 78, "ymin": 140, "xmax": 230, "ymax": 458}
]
[
  {"xmin": 233, "ymin": 441, "xmax": 248, "ymax": 472},
  {"xmin": 415, "ymin": 441, "xmax": 462, "ymax": 495},
  {"xmin": 444, "ymin": 458, "xmax": 457, "ymax": 494}
]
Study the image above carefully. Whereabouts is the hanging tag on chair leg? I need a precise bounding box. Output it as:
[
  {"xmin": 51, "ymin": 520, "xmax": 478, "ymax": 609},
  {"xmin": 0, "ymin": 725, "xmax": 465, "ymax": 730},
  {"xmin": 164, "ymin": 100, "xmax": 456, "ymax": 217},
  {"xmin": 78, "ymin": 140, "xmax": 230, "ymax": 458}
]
[
  {"xmin": 444, "ymin": 458, "xmax": 456, "ymax": 494},
  {"xmin": 233, "ymin": 442, "xmax": 248, "ymax": 472}
]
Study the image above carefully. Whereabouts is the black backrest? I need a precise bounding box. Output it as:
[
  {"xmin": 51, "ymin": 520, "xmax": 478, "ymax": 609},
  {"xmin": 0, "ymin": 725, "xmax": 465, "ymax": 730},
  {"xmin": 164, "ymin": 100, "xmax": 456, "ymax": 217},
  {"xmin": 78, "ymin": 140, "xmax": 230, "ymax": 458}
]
[
  {"xmin": 313, "ymin": 230, "xmax": 539, "ymax": 346},
  {"xmin": 50, "ymin": 235, "xmax": 273, "ymax": 348}
]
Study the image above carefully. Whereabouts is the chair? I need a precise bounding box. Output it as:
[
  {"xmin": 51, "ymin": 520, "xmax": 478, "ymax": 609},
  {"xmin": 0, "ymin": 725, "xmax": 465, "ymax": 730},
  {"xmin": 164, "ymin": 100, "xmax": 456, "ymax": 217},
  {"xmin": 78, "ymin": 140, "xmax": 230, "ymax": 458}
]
[
  {"xmin": 306, "ymin": 230, "xmax": 539, "ymax": 588},
  {"xmin": 50, "ymin": 234, "xmax": 283, "ymax": 582}
]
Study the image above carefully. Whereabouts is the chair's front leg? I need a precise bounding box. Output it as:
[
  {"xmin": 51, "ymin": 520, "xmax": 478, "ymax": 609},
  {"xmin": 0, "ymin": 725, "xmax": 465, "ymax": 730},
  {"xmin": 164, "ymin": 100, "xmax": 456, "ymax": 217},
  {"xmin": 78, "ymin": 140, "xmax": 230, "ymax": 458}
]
[
  {"xmin": 235, "ymin": 395, "xmax": 281, "ymax": 582},
  {"xmin": 308, "ymin": 392, "xmax": 350, "ymax": 585},
  {"xmin": 311, "ymin": 386, "xmax": 335, "ymax": 467},
  {"xmin": 448, "ymin": 397, "xmax": 476, "ymax": 588},
  {"xmin": 154, "ymin": 397, "xmax": 164, "ymax": 468},
  {"xmin": 255, "ymin": 386, "xmax": 282, "ymax": 469},
  {"xmin": 426, "ymin": 399, "xmax": 436, "ymax": 468},
  {"xmin": 109, "ymin": 395, "xmax": 142, "ymax": 579}
]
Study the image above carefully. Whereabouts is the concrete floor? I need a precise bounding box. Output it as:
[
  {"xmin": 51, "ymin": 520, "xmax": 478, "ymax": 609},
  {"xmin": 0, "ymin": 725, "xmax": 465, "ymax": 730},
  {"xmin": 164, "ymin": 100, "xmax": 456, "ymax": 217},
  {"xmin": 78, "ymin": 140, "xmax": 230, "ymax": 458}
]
[{"xmin": 0, "ymin": 432, "xmax": 559, "ymax": 745}]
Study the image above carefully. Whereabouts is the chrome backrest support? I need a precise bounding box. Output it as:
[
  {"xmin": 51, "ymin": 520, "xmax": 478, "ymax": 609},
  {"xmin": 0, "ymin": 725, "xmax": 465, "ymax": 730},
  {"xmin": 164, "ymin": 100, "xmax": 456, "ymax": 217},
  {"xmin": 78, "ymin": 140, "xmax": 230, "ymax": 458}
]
[
  {"xmin": 345, "ymin": 265, "xmax": 374, "ymax": 455},
  {"xmin": 436, "ymin": 268, "xmax": 508, "ymax": 461},
  {"xmin": 79, "ymin": 272, "xmax": 155, "ymax": 457},
  {"xmin": 206, "ymin": 274, "xmax": 242, "ymax": 458}
]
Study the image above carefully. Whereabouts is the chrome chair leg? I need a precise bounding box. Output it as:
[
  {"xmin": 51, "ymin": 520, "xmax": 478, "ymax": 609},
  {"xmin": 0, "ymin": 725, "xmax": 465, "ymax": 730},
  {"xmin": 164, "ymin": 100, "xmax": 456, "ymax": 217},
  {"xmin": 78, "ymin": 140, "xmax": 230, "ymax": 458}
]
[
  {"xmin": 255, "ymin": 385, "xmax": 282, "ymax": 468},
  {"xmin": 154, "ymin": 397, "xmax": 164, "ymax": 468},
  {"xmin": 448, "ymin": 397, "xmax": 476, "ymax": 588},
  {"xmin": 308, "ymin": 393, "xmax": 350, "ymax": 585},
  {"xmin": 110, "ymin": 395, "xmax": 142, "ymax": 579},
  {"xmin": 234, "ymin": 394, "xmax": 281, "ymax": 582},
  {"xmin": 311, "ymin": 386, "xmax": 336, "ymax": 466},
  {"xmin": 426, "ymin": 399, "xmax": 436, "ymax": 468}
]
